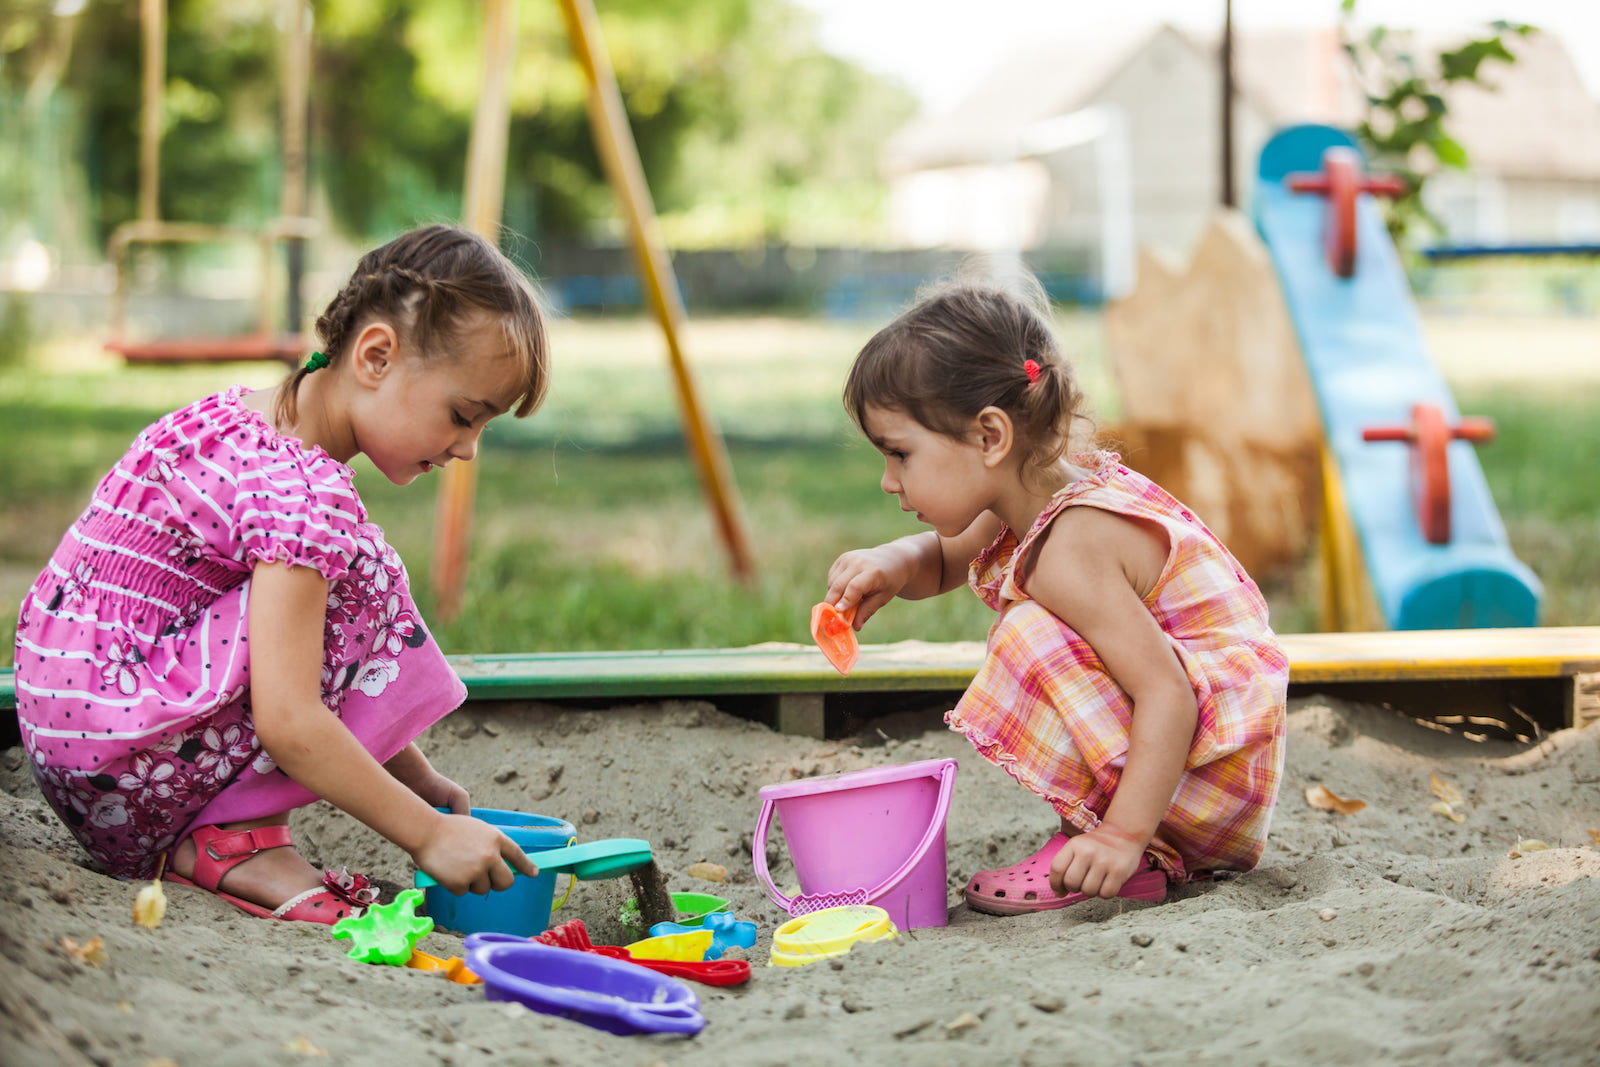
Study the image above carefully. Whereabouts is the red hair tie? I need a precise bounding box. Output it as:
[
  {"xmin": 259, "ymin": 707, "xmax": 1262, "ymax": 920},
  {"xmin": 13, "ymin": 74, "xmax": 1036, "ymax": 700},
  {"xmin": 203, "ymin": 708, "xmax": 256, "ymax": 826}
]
[{"xmin": 1023, "ymin": 359, "xmax": 1042, "ymax": 385}]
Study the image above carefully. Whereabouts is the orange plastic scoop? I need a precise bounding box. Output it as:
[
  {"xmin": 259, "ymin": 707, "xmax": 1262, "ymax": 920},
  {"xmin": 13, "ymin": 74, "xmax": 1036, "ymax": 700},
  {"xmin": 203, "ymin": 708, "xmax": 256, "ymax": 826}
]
[{"xmin": 810, "ymin": 602, "xmax": 859, "ymax": 676}]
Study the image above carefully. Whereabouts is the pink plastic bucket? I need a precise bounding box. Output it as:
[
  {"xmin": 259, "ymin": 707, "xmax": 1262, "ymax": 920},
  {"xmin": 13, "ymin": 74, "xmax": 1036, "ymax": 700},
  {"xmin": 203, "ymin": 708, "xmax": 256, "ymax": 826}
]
[{"xmin": 751, "ymin": 758, "xmax": 957, "ymax": 930}]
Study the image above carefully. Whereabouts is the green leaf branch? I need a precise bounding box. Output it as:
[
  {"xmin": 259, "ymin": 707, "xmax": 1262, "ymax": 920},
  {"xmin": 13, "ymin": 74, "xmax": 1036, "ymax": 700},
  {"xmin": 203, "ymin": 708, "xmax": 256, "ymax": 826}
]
[{"xmin": 1339, "ymin": 0, "xmax": 1536, "ymax": 244}]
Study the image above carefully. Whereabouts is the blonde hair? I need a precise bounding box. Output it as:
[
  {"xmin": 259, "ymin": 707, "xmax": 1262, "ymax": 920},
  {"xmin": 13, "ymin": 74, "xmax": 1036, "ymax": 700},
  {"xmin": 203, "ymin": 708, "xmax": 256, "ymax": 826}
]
[
  {"xmin": 274, "ymin": 224, "xmax": 549, "ymax": 428},
  {"xmin": 843, "ymin": 276, "xmax": 1086, "ymax": 485}
]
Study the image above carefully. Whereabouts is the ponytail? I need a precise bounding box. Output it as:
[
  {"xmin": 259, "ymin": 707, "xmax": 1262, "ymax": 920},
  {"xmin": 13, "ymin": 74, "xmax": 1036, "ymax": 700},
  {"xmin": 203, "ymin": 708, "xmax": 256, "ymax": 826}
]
[{"xmin": 272, "ymin": 224, "xmax": 549, "ymax": 431}]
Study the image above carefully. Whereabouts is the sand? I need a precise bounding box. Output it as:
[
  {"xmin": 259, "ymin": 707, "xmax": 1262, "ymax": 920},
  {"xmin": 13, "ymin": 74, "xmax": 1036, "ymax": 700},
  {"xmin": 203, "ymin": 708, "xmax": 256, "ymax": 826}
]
[{"xmin": 3, "ymin": 690, "xmax": 1598, "ymax": 1066}]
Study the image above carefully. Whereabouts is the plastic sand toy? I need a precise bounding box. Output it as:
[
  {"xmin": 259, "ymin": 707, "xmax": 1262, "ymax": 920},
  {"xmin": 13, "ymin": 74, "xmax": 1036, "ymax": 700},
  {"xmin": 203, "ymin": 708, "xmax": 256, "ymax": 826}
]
[
  {"xmin": 810, "ymin": 602, "xmax": 859, "ymax": 675},
  {"xmin": 669, "ymin": 892, "xmax": 732, "ymax": 926},
  {"xmin": 332, "ymin": 889, "xmax": 434, "ymax": 966},
  {"xmin": 405, "ymin": 949, "xmax": 481, "ymax": 985},
  {"xmin": 624, "ymin": 927, "xmax": 713, "ymax": 962},
  {"xmin": 533, "ymin": 922, "xmax": 750, "ymax": 986},
  {"xmin": 769, "ymin": 904, "xmax": 897, "ymax": 967},
  {"xmin": 415, "ymin": 838, "xmax": 653, "ymax": 889},
  {"xmin": 464, "ymin": 934, "xmax": 704, "ymax": 1037},
  {"xmin": 649, "ymin": 911, "xmax": 756, "ymax": 960}
]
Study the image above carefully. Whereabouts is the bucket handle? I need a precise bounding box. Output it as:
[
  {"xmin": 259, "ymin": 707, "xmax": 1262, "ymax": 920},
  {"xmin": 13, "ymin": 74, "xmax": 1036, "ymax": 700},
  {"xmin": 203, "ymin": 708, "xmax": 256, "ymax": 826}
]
[{"xmin": 751, "ymin": 760, "xmax": 957, "ymax": 915}]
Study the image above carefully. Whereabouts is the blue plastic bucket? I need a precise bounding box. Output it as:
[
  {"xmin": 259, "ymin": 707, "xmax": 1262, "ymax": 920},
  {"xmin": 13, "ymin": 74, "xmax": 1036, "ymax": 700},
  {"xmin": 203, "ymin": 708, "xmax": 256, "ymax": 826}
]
[{"xmin": 422, "ymin": 808, "xmax": 576, "ymax": 937}]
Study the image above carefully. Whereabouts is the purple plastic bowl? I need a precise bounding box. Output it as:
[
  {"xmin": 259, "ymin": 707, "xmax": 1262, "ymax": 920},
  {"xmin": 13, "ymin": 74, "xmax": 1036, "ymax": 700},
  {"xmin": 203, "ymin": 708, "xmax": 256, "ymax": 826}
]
[{"xmin": 463, "ymin": 934, "xmax": 704, "ymax": 1037}]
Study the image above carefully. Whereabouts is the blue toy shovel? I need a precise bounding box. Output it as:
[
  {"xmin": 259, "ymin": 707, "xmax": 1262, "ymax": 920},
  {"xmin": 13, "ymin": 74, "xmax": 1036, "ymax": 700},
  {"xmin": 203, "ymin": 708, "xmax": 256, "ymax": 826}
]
[{"xmin": 415, "ymin": 838, "xmax": 653, "ymax": 889}]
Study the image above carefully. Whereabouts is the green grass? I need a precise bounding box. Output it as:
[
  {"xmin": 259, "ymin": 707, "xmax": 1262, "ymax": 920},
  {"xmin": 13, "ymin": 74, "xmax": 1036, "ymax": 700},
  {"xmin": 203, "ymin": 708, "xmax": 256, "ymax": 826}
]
[{"xmin": 2, "ymin": 312, "xmax": 1596, "ymax": 670}]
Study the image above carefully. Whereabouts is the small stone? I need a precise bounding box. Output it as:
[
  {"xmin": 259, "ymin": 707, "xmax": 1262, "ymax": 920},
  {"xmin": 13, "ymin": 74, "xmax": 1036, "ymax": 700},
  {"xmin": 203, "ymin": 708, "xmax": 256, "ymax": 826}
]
[
  {"xmin": 685, "ymin": 861, "xmax": 727, "ymax": 883},
  {"xmin": 480, "ymin": 721, "xmax": 500, "ymax": 737},
  {"xmin": 1319, "ymin": 908, "xmax": 1338, "ymax": 922},
  {"xmin": 828, "ymin": 958, "xmax": 846, "ymax": 971},
  {"xmin": 453, "ymin": 720, "xmax": 479, "ymax": 739},
  {"xmin": 1357, "ymin": 961, "xmax": 1376, "ymax": 977},
  {"xmin": 581, "ymin": 810, "xmax": 601, "ymax": 826},
  {"xmin": 1131, "ymin": 933, "xmax": 1154, "ymax": 948},
  {"xmin": 1029, "ymin": 994, "xmax": 1065, "ymax": 1013},
  {"xmin": 493, "ymin": 766, "xmax": 517, "ymax": 784},
  {"xmin": 841, "ymin": 996, "xmax": 870, "ymax": 1013}
]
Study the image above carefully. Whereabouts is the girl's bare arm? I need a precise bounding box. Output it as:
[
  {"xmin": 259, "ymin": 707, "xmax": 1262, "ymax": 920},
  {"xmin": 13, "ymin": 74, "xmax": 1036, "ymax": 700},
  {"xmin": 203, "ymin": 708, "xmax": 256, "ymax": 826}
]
[
  {"xmin": 1024, "ymin": 508, "xmax": 1198, "ymax": 895},
  {"xmin": 247, "ymin": 561, "xmax": 534, "ymax": 893},
  {"xmin": 828, "ymin": 513, "xmax": 1002, "ymax": 626}
]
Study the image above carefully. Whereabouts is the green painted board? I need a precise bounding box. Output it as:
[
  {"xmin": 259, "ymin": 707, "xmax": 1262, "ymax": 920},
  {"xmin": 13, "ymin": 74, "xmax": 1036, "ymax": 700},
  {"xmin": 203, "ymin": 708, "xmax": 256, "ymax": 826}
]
[
  {"xmin": 0, "ymin": 642, "xmax": 985, "ymax": 711},
  {"xmin": 441, "ymin": 642, "xmax": 986, "ymax": 700},
  {"xmin": 5, "ymin": 630, "xmax": 1597, "ymax": 712}
]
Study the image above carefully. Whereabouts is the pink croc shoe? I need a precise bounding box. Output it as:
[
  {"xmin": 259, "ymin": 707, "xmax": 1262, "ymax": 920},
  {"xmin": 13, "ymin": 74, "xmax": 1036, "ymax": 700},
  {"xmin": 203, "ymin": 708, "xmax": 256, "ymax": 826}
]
[
  {"xmin": 164, "ymin": 824, "xmax": 377, "ymax": 926},
  {"xmin": 963, "ymin": 832, "xmax": 1169, "ymax": 916}
]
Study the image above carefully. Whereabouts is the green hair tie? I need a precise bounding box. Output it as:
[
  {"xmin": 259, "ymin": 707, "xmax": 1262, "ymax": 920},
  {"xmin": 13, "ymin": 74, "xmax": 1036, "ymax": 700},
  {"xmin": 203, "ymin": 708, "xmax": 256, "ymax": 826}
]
[{"xmin": 303, "ymin": 350, "xmax": 330, "ymax": 372}]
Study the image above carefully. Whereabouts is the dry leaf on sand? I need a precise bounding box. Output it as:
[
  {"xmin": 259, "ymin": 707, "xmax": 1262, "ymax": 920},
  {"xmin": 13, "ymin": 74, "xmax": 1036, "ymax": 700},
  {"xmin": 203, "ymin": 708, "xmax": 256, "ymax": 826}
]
[
  {"xmin": 133, "ymin": 879, "xmax": 167, "ymax": 929},
  {"xmin": 1508, "ymin": 837, "xmax": 1551, "ymax": 858},
  {"xmin": 1430, "ymin": 773, "xmax": 1465, "ymax": 806},
  {"xmin": 60, "ymin": 936, "xmax": 106, "ymax": 967},
  {"xmin": 1305, "ymin": 784, "xmax": 1366, "ymax": 815},
  {"xmin": 1428, "ymin": 801, "xmax": 1466, "ymax": 823}
]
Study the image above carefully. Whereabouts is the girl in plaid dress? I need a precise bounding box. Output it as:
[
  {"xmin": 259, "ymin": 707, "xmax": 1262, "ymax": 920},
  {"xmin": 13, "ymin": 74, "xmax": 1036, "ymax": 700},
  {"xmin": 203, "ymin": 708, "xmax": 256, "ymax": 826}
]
[
  {"xmin": 825, "ymin": 281, "xmax": 1287, "ymax": 915},
  {"xmin": 15, "ymin": 226, "xmax": 546, "ymax": 923}
]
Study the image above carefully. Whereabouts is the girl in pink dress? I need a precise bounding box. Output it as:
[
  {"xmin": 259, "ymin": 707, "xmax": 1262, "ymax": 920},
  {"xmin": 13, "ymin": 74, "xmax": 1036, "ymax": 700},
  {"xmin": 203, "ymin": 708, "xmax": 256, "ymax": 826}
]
[
  {"xmin": 14, "ymin": 225, "xmax": 547, "ymax": 924},
  {"xmin": 824, "ymin": 281, "xmax": 1287, "ymax": 915}
]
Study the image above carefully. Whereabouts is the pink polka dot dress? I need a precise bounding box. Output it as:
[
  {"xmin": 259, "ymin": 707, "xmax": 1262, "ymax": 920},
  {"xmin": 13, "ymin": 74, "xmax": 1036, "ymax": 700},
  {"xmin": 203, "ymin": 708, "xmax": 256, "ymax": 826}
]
[{"xmin": 12, "ymin": 387, "xmax": 466, "ymax": 879}]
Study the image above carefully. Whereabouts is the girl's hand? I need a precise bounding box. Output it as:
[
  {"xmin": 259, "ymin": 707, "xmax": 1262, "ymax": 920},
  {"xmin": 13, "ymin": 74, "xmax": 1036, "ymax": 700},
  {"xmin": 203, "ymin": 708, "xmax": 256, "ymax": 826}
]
[
  {"xmin": 383, "ymin": 743, "xmax": 469, "ymax": 814},
  {"xmin": 826, "ymin": 546, "xmax": 913, "ymax": 629},
  {"xmin": 1048, "ymin": 823, "xmax": 1148, "ymax": 899},
  {"xmin": 413, "ymin": 812, "xmax": 539, "ymax": 896},
  {"xmin": 410, "ymin": 769, "xmax": 470, "ymax": 815}
]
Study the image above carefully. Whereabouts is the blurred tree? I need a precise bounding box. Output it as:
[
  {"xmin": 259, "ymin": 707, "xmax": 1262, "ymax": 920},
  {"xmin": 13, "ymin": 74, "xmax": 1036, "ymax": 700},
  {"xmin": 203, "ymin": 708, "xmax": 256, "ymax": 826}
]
[
  {"xmin": 0, "ymin": 0, "xmax": 913, "ymax": 249},
  {"xmin": 1339, "ymin": 0, "xmax": 1535, "ymax": 245}
]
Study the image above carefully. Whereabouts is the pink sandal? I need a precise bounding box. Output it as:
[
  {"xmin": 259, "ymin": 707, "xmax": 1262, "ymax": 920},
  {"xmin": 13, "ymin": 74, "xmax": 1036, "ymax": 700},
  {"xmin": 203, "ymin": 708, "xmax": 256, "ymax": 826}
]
[
  {"xmin": 964, "ymin": 832, "xmax": 1169, "ymax": 916},
  {"xmin": 164, "ymin": 824, "xmax": 378, "ymax": 926}
]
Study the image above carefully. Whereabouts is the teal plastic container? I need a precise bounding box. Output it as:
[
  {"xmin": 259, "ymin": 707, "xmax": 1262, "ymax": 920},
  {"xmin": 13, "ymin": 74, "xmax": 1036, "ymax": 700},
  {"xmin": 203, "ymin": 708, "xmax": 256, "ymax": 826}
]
[{"xmin": 422, "ymin": 808, "xmax": 576, "ymax": 938}]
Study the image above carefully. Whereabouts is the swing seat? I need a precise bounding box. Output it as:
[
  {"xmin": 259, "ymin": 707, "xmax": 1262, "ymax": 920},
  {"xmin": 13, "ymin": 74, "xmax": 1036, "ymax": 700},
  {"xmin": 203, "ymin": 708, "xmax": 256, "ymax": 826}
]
[{"xmin": 104, "ymin": 332, "xmax": 308, "ymax": 366}]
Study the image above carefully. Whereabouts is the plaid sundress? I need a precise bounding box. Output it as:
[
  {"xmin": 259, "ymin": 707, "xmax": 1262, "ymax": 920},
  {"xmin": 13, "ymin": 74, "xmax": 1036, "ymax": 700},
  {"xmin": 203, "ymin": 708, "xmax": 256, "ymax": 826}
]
[{"xmin": 947, "ymin": 451, "xmax": 1287, "ymax": 881}]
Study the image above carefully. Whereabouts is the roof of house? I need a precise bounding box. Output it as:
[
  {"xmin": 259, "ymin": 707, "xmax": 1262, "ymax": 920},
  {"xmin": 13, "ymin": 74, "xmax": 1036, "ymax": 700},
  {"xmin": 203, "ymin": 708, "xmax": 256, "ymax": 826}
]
[{"xmin": 886, "ymin": 22, "xmax": 1600, "ymax": 182}]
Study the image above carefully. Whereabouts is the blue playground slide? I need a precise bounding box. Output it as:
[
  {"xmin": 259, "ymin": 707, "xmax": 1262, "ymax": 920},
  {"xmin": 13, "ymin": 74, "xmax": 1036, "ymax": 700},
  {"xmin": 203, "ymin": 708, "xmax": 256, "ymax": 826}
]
[{"xmin": 1253, "ymin": 124, "xmax": 1541, "ymax": 630}]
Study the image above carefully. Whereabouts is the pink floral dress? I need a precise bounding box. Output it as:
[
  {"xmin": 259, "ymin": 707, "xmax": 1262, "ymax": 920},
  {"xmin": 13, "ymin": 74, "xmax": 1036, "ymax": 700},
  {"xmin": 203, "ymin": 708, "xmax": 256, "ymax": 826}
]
[{"xmin": 12, "ymin": 387, "xmax": 466, "ymax": 879}]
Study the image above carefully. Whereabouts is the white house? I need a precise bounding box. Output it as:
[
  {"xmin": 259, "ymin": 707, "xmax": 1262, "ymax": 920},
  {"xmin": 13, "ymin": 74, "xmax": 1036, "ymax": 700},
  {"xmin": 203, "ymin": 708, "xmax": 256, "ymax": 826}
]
[{"xmin": 883, "ymin": 23, "xmax": 1600, "ymax": 281}]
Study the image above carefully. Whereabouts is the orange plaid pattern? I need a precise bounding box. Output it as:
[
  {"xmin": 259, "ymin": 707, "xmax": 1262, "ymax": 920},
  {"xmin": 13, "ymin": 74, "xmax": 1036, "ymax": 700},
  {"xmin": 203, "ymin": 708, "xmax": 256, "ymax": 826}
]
[{"xmin": 947, "ymin": 452, "xmax": 1288, "ymax": 881}]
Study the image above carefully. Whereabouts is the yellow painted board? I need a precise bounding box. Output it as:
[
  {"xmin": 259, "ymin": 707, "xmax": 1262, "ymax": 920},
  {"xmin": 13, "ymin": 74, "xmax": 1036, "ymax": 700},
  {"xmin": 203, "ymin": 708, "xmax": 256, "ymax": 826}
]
[{"xmin": 1278, "ymin": 627, "xmax": 1600, "ymax": 684}]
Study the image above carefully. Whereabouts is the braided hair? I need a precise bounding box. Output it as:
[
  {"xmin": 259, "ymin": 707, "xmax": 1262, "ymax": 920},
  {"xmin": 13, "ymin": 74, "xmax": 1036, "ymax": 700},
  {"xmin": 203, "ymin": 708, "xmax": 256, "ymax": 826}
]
[
  {"xmin": 273, "ymin": 224, "xmax": 549, "ymax": 428},
  {"xmin": 843, "ymin": 275, "xmax": 1088, "ymax": 489}
]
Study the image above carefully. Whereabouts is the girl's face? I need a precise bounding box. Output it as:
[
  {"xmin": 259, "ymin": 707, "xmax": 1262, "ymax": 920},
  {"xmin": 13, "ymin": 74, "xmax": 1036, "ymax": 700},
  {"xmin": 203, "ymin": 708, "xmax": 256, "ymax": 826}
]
[
  {"xmin": 356, "ymin": 315, "xmax": 525, "ymax": 486},
  {"xmin": 862, "ymin": 404, "xmax": 993, "ymax": 538}
]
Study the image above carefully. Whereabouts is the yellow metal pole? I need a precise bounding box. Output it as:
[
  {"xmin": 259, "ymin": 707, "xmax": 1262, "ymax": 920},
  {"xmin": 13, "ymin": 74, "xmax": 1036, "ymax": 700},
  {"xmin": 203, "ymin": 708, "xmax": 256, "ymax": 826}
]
[
  {"xmin": 432, "ymin": 0, "xmax": 518, "ymax": 621},
  {"xmin": 555, "ymin": 0, "xmax": 755, "ymax": 581},
  {"xmin": 139, "ymin": 0, "xmax": 164, "ymax": 224},
  {"xmin": 1316, "ymin": 443, "xmax": 1379, "ymax": 632}
]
